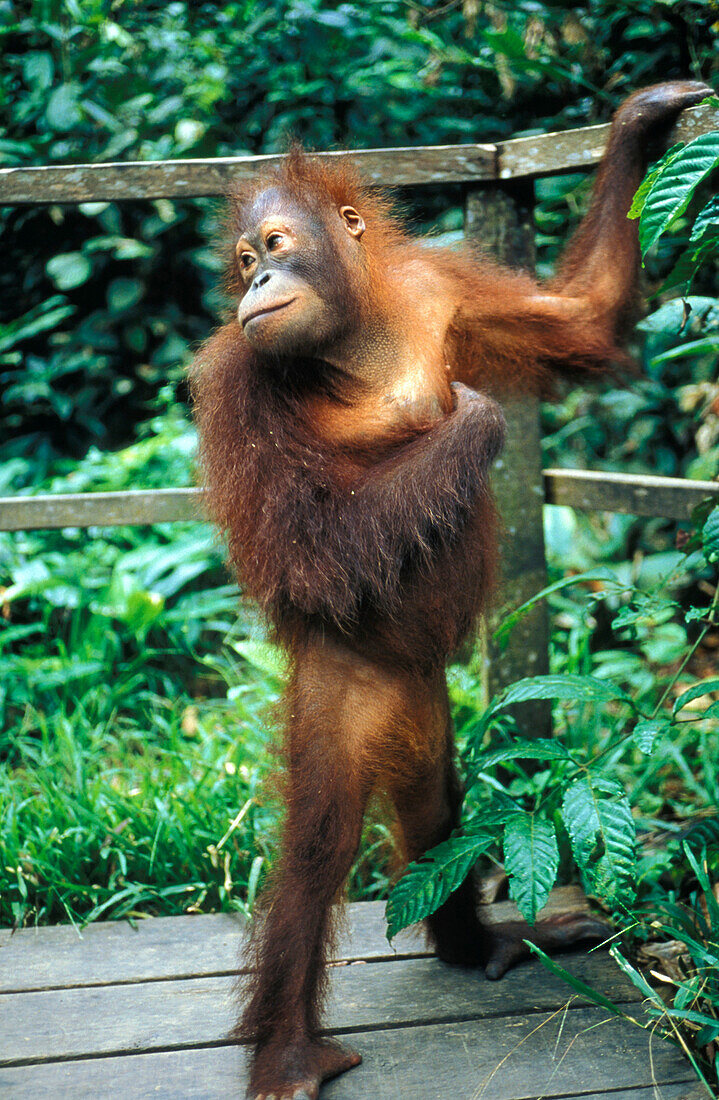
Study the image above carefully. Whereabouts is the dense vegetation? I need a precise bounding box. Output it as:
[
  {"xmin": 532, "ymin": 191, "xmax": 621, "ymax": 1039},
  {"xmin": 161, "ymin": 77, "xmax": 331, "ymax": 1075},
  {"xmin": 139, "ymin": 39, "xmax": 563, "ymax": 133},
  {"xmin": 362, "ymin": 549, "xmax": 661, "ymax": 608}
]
[{"xmin": 1, "ymin": 0, "xmax": 717, "ymax": 1087}]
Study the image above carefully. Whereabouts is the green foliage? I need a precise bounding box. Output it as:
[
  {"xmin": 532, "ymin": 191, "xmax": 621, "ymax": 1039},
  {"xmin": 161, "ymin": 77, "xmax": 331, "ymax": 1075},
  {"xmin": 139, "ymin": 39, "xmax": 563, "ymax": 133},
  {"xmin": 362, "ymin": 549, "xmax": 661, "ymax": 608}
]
[
  {"xmin": 386, "ymin": 831, "xmax": 494, "ymax": 942},
  {"xmin": 562, "ymin": 776, "xmax": 636, "ymax": 905},
  {"xmin": 631, "ymin": 128, "xmax": 719, "ymax": 255},
  {"xmin": 388, "ymin": 502, "xmax": 719, "ymax": 932},
  {"xmin": 503, "ymin": 810, "xmax": 559, "ymax": 923}
]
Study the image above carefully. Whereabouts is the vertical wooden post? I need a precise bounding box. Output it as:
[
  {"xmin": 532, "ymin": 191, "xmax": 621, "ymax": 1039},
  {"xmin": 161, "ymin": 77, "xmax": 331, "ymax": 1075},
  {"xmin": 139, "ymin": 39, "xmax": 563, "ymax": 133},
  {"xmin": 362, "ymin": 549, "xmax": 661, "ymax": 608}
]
[{"xmin": 464, "ymin": 183, "xmax": 551, "ymax": 737}]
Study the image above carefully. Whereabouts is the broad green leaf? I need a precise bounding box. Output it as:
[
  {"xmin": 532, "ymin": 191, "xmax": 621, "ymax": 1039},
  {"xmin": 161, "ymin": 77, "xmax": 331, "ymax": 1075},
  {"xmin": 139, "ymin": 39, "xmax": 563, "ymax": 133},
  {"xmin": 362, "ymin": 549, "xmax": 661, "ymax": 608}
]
[
  {"xmin": 690, "ymin": 193, "xmax": 719, "ymax": 242},
  {"xmin": 45, "ymin": 83, "xmax": 83, "ymax": 131},
  {"xmin": 233, "ymin": 639, "xmax": 287, "ymax": 679},
  {"xmin": 107, "ymin": 278, "xmax": 144, "ymax": 312},
  {"xmin": 23, "ymin": 52, "xmax": 54, "ymax": 89},
  {"xmin": 636, "ymin": 295, "xmax": 719, "ymax": 334},
  {"xmin": 494, "ymin": 674, "xmax": 635, "ymax": 712},
  {"xmin": 562, "ymin": 776, "xmax": 636, "ymax": 905},
  {"xmin": 493, "ymin": 569, "xmax": 619, "ymax": 647},
  {"xmin": 473, "ymin": 737, "xmax": 570, "ymax": 772},
  {"xmin": 673, "ymin": 678, "xmax": 719, "ymax": 716},
  {"xmin": 632, "ymin": 718, "xmax": 669, "ymax": 754},
  {"xmin": 639, "ymin": 130, "xmax": 719, "ymax": 255},
  {"xmin": 627, "ymin": 143, "xmax": 683, "ymax": 219},
  {"xmin": 702, "ymin": 506, "xmax": 719, "ymax": 562},
  {"xmin": 46, "ymin": 252, "xmax": 92, "ymax": 290},
  {"xmin": 503, "ymin": 811, "xmax": 559, "ymax": 924},
  {"xmin": 386, "ymin": 832, "xmax": 493, "ymax": 941}
]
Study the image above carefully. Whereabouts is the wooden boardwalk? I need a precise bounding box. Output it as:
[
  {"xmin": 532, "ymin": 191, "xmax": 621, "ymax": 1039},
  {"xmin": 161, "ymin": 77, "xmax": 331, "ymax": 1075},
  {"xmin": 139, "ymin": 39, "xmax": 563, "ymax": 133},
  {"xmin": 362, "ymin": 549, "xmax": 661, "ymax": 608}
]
[{"xmin": 0, "ymin": 894, "xmax": 702, "ymax": 1100}]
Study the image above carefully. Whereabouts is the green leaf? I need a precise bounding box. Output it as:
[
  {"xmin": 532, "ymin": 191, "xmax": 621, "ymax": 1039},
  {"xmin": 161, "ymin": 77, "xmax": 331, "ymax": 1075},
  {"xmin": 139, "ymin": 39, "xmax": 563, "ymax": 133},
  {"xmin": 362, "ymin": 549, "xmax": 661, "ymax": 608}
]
[
  {"xmin": 385, "ymin": 832, "xmax": 493, "ymax": 941},
  {"xmin": 503, "ymin": 811, "xmax": 559, "ymax": 924},
  {"xmin": 682, "ymin": 843, "xmax": 719, "ymax": 933},
  {"xmin": 45, "ymin": 83, "xmax": 83, "ymax": 131},
  {"xmin": 0, "ymin": 297, "xmax": 74, "ymax": 353},
  {"xmin": 639, "ymin": 130, "xmax": 719, "ymax": 255},
  {"xmin": 628, "ymin": 143, "xmax": 683, "ymax": 219},
  {"xmin": 659, "ymin": 231, "xmax": 719, "ymax": 294},
  {"xmin": 637, "ymin": 295, "xmax": 719, "ymax": 334},
  {"xmin": 651, "ymin": 336, "xmax": 719, "ymax": 364},
  {"xmin": 702, "ymin": 506, "xmax": 719, "ymax": 562},
  {"xmin": 527, "ymin": 944, "xmax": 625, "ymax": 1017},
  {"xmin": 632, "ymin": 718, "xmax": 669, "ymax": 754},
  {"xmin": 609, "ymin": 946, "xmax": 663, "ymax": 1005},
  {"xmin": 107, "ymin": 278, "xmax": 144, "ymax": 312},
  {"xmin": 561, "ymin": 776, "xmax": 636, "ymax": 905},
  {"xmin": 46, "ymin": 252, "xmax": 92, "ymax": 290},
  {"xmin": 495, "ymin": 674, "xmax": 635, "ymax": 711},
  {"xmin": 690, "ymin": 193, "xmax": 719, "ymax": 242},
  {"xmin": 233, "ymin": 639, "xmax": 287, "ymax": 679},
  {"xmin": 473, "ymin": 738, "xmax": 570, "ymax": 771},
  {"xmin": 673, "ymin": 678, "xmax": 719, "ymax": 716}
]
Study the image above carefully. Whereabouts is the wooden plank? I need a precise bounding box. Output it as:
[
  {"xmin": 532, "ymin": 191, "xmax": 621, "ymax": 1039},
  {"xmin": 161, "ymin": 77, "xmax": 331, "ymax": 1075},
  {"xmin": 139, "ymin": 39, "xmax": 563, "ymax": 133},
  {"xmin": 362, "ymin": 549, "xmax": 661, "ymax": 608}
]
[
  {"xmin": 545, "ymin": 468, "xmax": 719, "ymax": 520},
  {"xmin": 0, "ymin": 901, "xmax": 433, "ymax": 993},
  {"xmin": 0, "ymin": 145, "xmax": 496, "ymax": 205},
  {"xmin": 3, "ymin": 470, "xmax": 715, "ymax": 533},
  {"xmin": 0, "ymin": 950, "xmax": 641, "ymax": 1065},
  {"xmin": 1, "ymin": 104, "xmax": 714, "ymax": 208},
  {"xmin": 0, "ymin": 888, "xmax": 587, "ymax": 993},
  {"xmin": 499, "ymin": 102, "xmax": 719, "ymax": 179},
  {"xmin": 575, "ymin": 1089, "xmax": 703, "ymax": 1100},
  {"xmin": 465, "ymin": 183, "xmax": 551, "ymax": 736},
  {"xmin": 0, "ymin": 487, "xmax": 204, "ymax": 530},
  {"xmin": 0, "ymin": 1009, "xmax": 693, "ymax": 1099}
]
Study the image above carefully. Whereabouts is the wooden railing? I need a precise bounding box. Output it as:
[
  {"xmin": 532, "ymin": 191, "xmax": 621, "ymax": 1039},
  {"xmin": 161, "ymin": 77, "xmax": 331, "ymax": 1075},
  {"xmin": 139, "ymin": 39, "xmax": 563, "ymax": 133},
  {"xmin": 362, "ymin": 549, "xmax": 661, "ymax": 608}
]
[{"xmin": 2, "ymin": 102, "xmax": 718, "ymax": 721}]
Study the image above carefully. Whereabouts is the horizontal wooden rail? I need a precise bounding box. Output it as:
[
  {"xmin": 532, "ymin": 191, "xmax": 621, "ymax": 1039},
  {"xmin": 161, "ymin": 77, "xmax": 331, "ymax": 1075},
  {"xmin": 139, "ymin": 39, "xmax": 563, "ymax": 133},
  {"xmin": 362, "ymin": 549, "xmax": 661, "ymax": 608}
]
[
  {"xmin": 0, "ymin": 145, "xmax": 496, "ymax": 204},
  {"xmin": 0, "ymin": 488, "xmax": 204, "ymax": 530},
  {"xmin": 544, "ymin": 469, "xmax": 719, "ymax": 521},
  {"xmin": 0, "ymin": 105, "xmax": 715, "ymax": 205},
  {"xmin": 1, "ymin": 471, "xmax": 717, "ymax": 531}
]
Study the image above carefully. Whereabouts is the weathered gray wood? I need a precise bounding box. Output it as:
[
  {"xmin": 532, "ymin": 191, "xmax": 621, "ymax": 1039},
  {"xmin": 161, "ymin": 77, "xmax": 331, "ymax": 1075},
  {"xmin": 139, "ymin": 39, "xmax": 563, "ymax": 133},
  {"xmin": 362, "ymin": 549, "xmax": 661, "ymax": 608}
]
[
  {"xmin": 465, "ymin": 185, "xmax": 551, "ymax": 734},
  {"xmin": 2, "ymin": 104, "xmax": 715, "ymax": 207},
  {"xmin": 0, "ymin": 902, "xmax": 428, "ymax": 993},
  {"xmin": 0, "ymin": 949, "xmax": 642, "ymax": 1065},
  {"xmin": 0, "ymin": 487, "xmax": 204, "ymax": 530},
  {"xmin": 0, "ymin": 1009, "xmax": 693, "ymax": 1099},
  {"xmin": 574, "ymin": 1090, "xmax": 704, "ymax": 1100},
  {"xmin": 3, "ymin": 470, "xmax": 715, "ymax": 533},
  {"xmin": 0, "ymin": 889, "xmax": 588, "ymax": 993},
  {"xmin": 546, "ymin": 468, "xmax": 719, "ymax": 520},
  {"xmin": 498, "ymin": 102, "xmax": 719, "ymax": 179},
  {"xmin": 0, "ymin": 145, "xmax": 496, "ymax": 204}
]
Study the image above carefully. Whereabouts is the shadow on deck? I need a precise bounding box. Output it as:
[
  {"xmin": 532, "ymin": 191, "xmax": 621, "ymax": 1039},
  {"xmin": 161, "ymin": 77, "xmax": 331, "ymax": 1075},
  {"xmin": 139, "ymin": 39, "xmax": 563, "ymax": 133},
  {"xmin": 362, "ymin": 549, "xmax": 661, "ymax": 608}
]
[{"xmin": 0, "ymin": 892, "xmax": 702, "ymax": 1099}]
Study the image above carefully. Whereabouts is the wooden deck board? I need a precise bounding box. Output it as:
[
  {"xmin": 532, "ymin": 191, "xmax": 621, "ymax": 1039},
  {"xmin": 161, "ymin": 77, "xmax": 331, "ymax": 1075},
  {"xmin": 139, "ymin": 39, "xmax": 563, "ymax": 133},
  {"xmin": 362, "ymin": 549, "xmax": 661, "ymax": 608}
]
[
  {"xmin": 0, "ymin": 899, "xmax": 698, "ymax": 1099},
  {"xmin": 0, "ymin": 888, "xmax": 585, "ymax": 993},
  {"xmin": 0, "ymin": 1015, "xmax": 696, "ymax": 1100}
]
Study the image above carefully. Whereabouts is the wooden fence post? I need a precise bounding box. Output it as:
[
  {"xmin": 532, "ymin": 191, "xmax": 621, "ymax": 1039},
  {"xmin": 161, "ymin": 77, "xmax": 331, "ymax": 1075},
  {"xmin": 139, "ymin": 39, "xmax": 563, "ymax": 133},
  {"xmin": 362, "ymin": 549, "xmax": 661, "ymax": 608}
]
[{"xmin": 464, "ymin": 183, "xmax": 551, "ymax": 737}]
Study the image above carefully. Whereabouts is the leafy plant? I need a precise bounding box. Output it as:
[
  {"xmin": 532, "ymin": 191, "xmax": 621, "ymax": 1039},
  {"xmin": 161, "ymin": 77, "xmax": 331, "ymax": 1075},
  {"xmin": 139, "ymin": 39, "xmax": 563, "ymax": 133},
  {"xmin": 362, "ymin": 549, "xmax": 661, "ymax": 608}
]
[
  {"xmin": 628, "ymin": 96, "xmax": 719, "ymax": 292},
  {"xmin": 385, "ymin": 503, "xmax": 719, "ymax": 934}
]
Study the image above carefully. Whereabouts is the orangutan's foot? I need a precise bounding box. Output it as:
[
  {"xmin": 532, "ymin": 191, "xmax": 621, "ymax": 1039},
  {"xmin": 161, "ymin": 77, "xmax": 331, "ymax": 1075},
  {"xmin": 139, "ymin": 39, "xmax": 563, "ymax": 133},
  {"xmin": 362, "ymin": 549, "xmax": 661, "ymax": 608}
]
[
  {"xmin": 484, "ymin": 912, "xmax": 612, "ymax": 980},
  {"xmin": 248, "ymin": 1037, "xmax": 362, "ymax": 1100}
]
